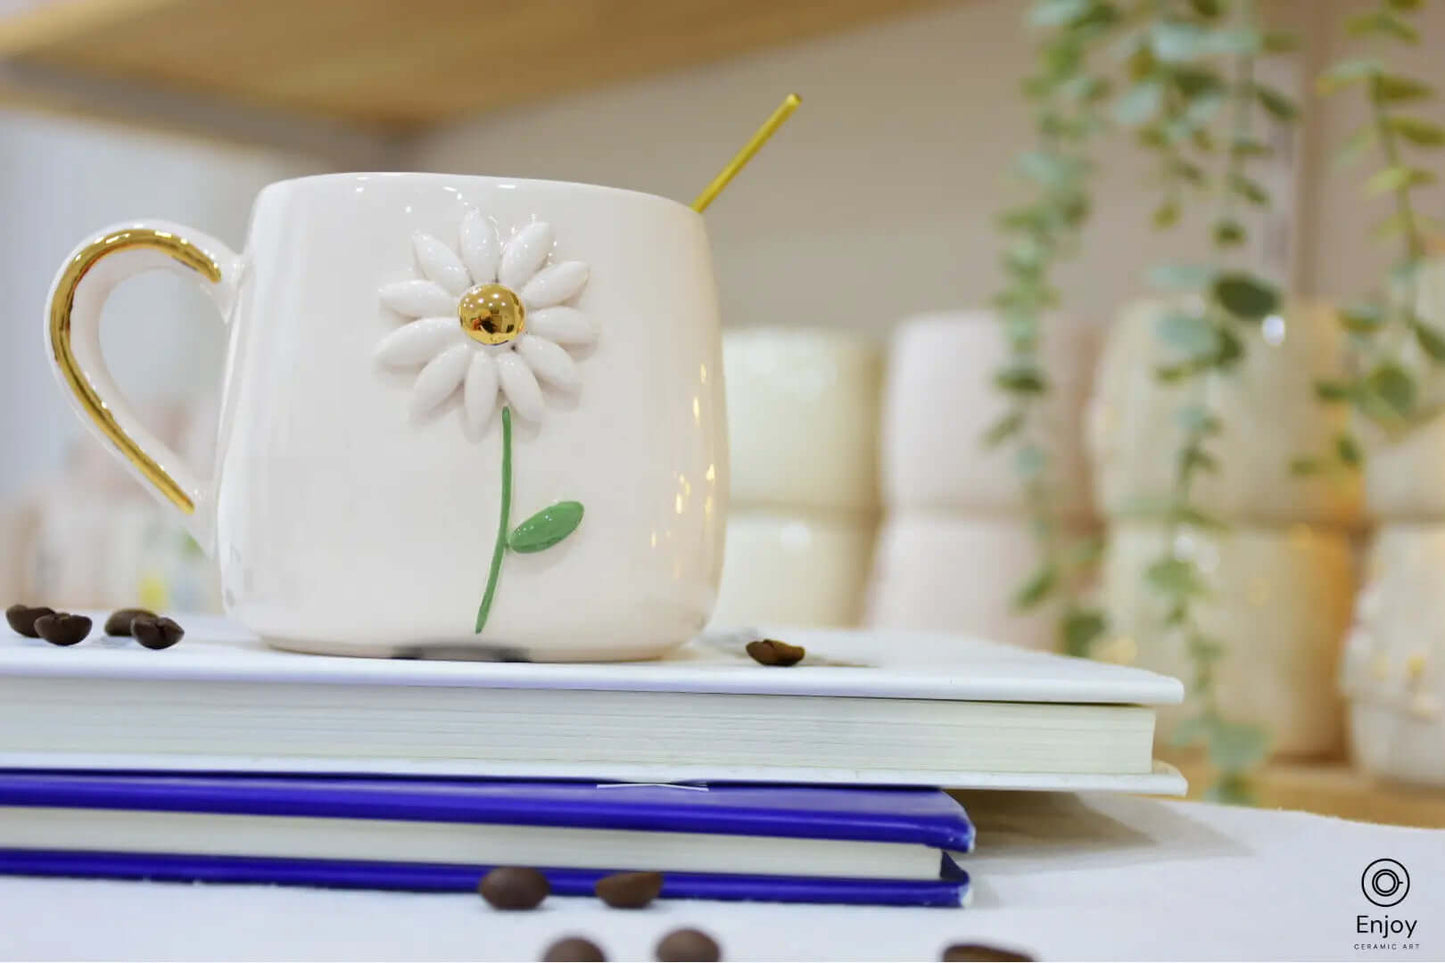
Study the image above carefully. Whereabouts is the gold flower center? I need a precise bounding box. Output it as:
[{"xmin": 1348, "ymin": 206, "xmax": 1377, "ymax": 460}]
[{"xmin": 458, "ymin": 283, "xmax": 525, "ymax": 345}]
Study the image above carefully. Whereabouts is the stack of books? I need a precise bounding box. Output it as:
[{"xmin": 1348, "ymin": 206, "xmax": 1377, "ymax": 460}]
[{"xmin": 0, "ymin": 617, "xmax": 1183, "ymax": 906}]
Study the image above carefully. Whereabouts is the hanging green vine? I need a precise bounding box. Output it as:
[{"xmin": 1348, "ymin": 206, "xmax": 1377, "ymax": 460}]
[
  {"xmin": 1113, "ymin": 0, "xmax": 1296, "ymax": 803},
  {"xmin": 991, "ymin": 0, "xmax": 1120, "ymax": 658},
  {"xmin": 1293, "ymin": 0, "xmax": 1444, "ymax": 475}
]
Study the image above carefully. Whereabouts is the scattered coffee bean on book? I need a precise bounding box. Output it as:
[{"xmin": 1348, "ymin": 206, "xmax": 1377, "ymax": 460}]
[
  {"xmin": 655, "ymin": 928, "xmax": 721, "ymax": 962},
  {"xmin": 595, "ymin": 870, "xmax": 664, "ymax": 908},
  {"xmin": 745, "ymin": 638, "xmax": 805, "ymax": 667},
  {"xmin": 131, "ymin": 616, "xmax": 185, "ymax": 651},
  {"xmin": 33, "ymin": 613, "xmax": 91, "ymax": 647},
  {"xmin": 940, "ymin": 944, "xmax": 1035, "ymax": 962},
  {"xmin": 104, "ymin": 608, "xmax": 156, "ymax": 636},
  {"xmin": 6, "ymin": 604, "xmax": 54, "ymax": 638},
  {"xmin": 541, "ymin": 936, "xmax": 607, "ymax": 962},
  {"xmin": 478, "ymin": 866, "xmax": 550, "ymax": 910}
]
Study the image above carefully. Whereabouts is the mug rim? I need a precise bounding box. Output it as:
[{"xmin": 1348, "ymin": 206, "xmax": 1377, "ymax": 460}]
[{"xmin": 260, "ymin": 171, "xmax": 702, "ymax": 220}]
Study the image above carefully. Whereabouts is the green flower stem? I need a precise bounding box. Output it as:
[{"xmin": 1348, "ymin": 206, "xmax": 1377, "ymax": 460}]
[{"xmin": 475, "ymin": 406, "xmax": 513, "ymax": 633}]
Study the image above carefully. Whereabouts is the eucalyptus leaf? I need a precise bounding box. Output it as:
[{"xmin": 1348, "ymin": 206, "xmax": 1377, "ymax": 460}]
[
  {"xmin": 1029, "ymin": 0, "xmax": 1091, "ymax": 28},
  {"xmin": 1254, "ymin": 84, "xmax": 1298, "ymax": 121},
  {"xmin": 1317, "ymin": 57, "xmax": 1381, "ymax": 94},
  {"xmin": 507, "ymin": 501, "xmax": 585, "ymax": 554},
  {"xmin": 1336, "ymin": 433, "xmax": 1364, "ymax": 466},
  {"xmin": 1364, "ymin": 361, "xmax": 1417, "ymax": 417},
  {"xmin": 1389, "ymin": 116, "xmax": 1445, "ymax": 146},
  {"xmin": 982, "ymin": 409, "xmax": 1026, "ymax": 447},
  {"xmin": 1229, "ymin": 137, "xmax": 1271, "ymax": 158},
  {"xmin": 1314, "ymin": 378, "xmax": 1355, "ymax": 401},
  {"xmin": 1153, "ymin": 200, "xmax": 1181, "ymax": 229},
  {"xmin": 1413, "ymin": 320, "xmax": 1445, "ymax": 362},
  {"xmin": 1227, "ymin": 173, "xmax": 1270, "ymax": 206},
  {"xmin": 1261, "ymin": 31, "xmax": 1299, "ymax": 52},
  {"xmin": 1114, "ymin": 80, "xmax": 1164, "ymax": 125},
  {"xmin": 995, "ymin": 363, "xmax": 1049, "ymax": 394},
  {"xmin": 1366, "ymin": 165, "xmax": 1436, "ymax": 195},
  {"xmin": 1207, "ymin": 720, "xmax": 1270, "ymax": 772},
  {"xmin": 1213, "ymin": 219, "xmax": 1246, "ymax": 247},
  {"xmin": 1150, "ymin": 21, "xmax": 1207, "ymax": 62},
  {"xmin": 1012, "ymin": 563, "xmax": 1059, "ymax": 610},
  {"xmin": 1213, "ymin": 273, "xmax": 1280, "ymax": 320},
  {"xmin": 1289, "ymin": 456, "xmax": 1323, "ymax": 476},
  {"xmin": 1157, "ymin": 311, "xmax": 1219, "ymax": 357},
  {"xmin": 1173, "ymin": 504, "xmax": 1226, "ymax": 529},
  {"xmin": 1061, "ymin": 608, "xmax": 1107, "ymax": 657},
  {"xmin": 1333, "ymin": 123, "xmax": 1376, "ymax": 168},
  {"xmin": 1149, "ymin": 263, "xmax": 1217, "ymax": 289},
  {"xmin": 1206, "ymin": 773, "xmax": 1258, "ymax": 806},
  {"xmin": 1375, "ymin": 74, "xmax": 1433, "ymax": 102},
  {"xmin": 1205, "ymin": 27, "xmax": 1261, "ymax": 56},
  {"xmin": 1145, "ymin": 557, "xmax": 1206, "ymax": 598}
]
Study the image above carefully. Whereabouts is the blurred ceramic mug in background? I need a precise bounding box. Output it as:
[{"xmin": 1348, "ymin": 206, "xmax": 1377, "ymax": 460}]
[{"xmin": 46, "ymin": 173, "xmax": 728, "ymax": 660}]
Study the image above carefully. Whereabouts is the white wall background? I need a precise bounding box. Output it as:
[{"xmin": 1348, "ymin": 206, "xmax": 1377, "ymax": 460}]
[{"xmin": 0, "ymin": 110, "xmax": 323, "ymax": 499}]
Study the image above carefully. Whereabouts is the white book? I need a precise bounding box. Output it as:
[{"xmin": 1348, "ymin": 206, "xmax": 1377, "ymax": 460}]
[{"xmin": 0, "ymin": 616, "xmax": 1185, "ymax": 793}]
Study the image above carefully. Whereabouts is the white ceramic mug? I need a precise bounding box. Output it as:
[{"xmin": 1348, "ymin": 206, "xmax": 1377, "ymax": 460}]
[{"xmin": 46, "ymin": 173, "xmax": 728, "ymax": 660}]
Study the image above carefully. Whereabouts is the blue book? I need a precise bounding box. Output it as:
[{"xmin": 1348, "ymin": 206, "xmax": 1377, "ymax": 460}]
[{"xmin": 0, "ymin": 771, "xmax": 972, "ymax": 907}]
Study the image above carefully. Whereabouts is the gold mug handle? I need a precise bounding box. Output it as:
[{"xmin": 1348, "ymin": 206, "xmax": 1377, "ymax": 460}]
[{"xmin": 45, "ymin": 221, "xmax": 240, "ymax": 550}]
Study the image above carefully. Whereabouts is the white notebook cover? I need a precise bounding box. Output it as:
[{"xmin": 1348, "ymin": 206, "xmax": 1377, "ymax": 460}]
[{"xmin": 0, "ymin": 615, "xmax": 1184, "ymax": 705}]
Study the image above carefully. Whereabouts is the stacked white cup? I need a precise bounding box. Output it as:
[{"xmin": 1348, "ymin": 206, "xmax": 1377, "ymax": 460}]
[
  {"xmin": 1343, "ymin": 258, "xmax": 1445, "ymax": 785},
  {"xmin": 1089, "ymin": 299, "xmax": 1361, "ymax": 758},
  {"xmin": 711, "ymin": 329, "xmax": 883, "ymax": 627},
  {"xmin": 865, "ymin": 311, "xmax": 1098, "ymax": 650}
]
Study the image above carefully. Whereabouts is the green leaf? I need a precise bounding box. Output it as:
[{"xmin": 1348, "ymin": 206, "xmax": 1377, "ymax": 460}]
[
  {"xmin": 1227, "ymin": 173, "xmax": 1270, "ymax": 206},
  {"xmin": 1013, "ymin": 563, "xmax": 1058, "ymax": 610},
  {"xmin": 1336, "ymin": 433, "xmax": 1364, "ymax": 466},
  {"xmin": 1350, "ymin": 9, "xmax": 1420, "ymax": 43},
  {"xmin": 1375, "ymin": 74, "xmax": 1433, "ymax": 102},
  {"xmin": 1180, "ymin": 446, "xmax": 1219, "ymax": 476},
  {"xmin": 1145, "ymin": 557, "xmax": 1206, "ymax": 598},
  {"xmin": 1339, "ymin": 302, "xmax": 1385, "ymax": 332},
  {"xmin": 1314, "ymin": 378, "xmax": 1355, "ymax": 402},
  {"xmin": 1173, "ymin": 504, "xmax": 1226, "ymax": 529},
  {"xmin": 1317, "ymin": 57, "xmax": 1381, "ymax": 94},
  {"xmin": 1289, "ymin": 456, "xmax": 1323, "ymax": 476},
  {"xmin": 1213, "ymin": 219, "xmax": 1246, "ymax": 247},
  {"xmin": 1213, "ymin": 273, "xmax": 1280, "ymax": 320},
  {"xmin": 982, "ymin": 409, "xmax": 1025, "ymax": 447},
  {"xmin": 1114, "ymin": 80, "xmax": 1164, "ymax": 125},
  {"xmin": 1206, "ymin": 772, "xmax": 1258, "ymax": 806},
  {"xmin": 507, "ymin": 501, "xmax": 585, "ymax": 554},
  {"xmin": 1205, "ymin": 27, "xmax": 1261, "ymax": 56},
  {"xmin": 1389, "ymin": 116, "xmax": 1445, "ymax": 146},
  {"xmin": 1029, "ymin": 0, "xmax": 1091, "ymax": 28},
  {"xmin": 1151, "ymin": 20, "xmax": 1207, "ymax": 62},
  {"xmin": 1364, "ymin": 361, "xmax": 1417, "ymax": 418},
  {"xmin": 1254, "ymin": 84, "xmax": 1298, "ymax": 121},
  {"xmin": 1157, "ymin": 311, "xmax": 1219, "ymax": 356},
  {"xmin": 1229, "ymin": 136, "xmax": 1271, "ymax": 158},
  {"xmin": 1262, "ymin": 30, "xmax": 1299, "ymax": 53},
  {"xmin": 1061, "ymin": 609, "xmax": 1107, "ymax": 658},
  {"xmin": 1187, "ymin": 0, "xmax": 1222, "ymax": 18},
  {"xmin": 1367, "ymin": 165, "xmax": 1437, "ymax": 195},
  {"xmin": 1413, "ymin": 319, "xmax": 1445, "ymax": 362},
  {"xmin": 1208, "ymin": 720, "xmax": 1270, "ymax": 772},
  {"xmin": 1153, "ymin": 199, "xmax": 1180, "ymax": 229},
  {"xmin": 1149, "ymin": 263, "xmax": 1217, "ymax": 289},
  {"xmin": 1334, "ymin": 123, "xmax": 1376, "ymax": 168},
  {"xmin": 994, "ymin": 363, "xmax": 1048, "ymax": 394}
]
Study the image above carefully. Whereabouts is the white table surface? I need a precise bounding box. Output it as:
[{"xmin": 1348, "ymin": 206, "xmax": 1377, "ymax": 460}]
[{"xmin": 1, "ymin": 791, "xmax": 1440, "ymax": 962}]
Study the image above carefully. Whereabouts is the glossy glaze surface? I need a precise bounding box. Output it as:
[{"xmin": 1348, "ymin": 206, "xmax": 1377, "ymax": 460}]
[{"xmin": 52, "ymin": 174, "xmax": 728, "ymax": 659}]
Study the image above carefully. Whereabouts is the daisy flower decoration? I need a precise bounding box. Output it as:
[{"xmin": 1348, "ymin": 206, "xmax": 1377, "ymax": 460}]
[{"xmin": 375, "ymin": 208, "xmax": 596, "ymax": 432}]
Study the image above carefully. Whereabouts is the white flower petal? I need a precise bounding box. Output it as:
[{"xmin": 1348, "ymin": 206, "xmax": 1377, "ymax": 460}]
[
  {"xmin": 516, "ymin": 334, "xmax": 581, "ymax": 391},
  {"xmin": 463, "ymin": 351, "xmax": 499, "ymax": 432},
  {"xmin": 527, "ymin": 306, "xmax": 598, "ymax": 346},
  {"xmin": 413, "ymin": 232, "xmax": 470, "ymax": 296},
  {"xmin": 459, "ymin": 209, "xmax": 501, "ymax": 285},
  {"xmin": 409, "ymin": 343, "xmax": 471, "ymax": 418},
  {"xmin": 521, "ymin": 260, "xmax": 589, "ymax": 309},
  {"xmin": 496, "ymin": 351, "xmax": 546, "ymax": 423},
  {"xmin": 380, "ymin": 279, "xmax": 456, "ymax": 318},
  {"xmin": 374, "ymin": 316, "xmax": 464, "ymax": 366},
  {"xmin": 499, "ymin": 221, "xmax": 554, "ymax": 289}
]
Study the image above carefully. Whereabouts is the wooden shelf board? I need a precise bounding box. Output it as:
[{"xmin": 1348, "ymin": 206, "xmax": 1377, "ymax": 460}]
[
  {"xmin": 1165, "ymin": 753, "xmax": 1445, "ymax": 829},
  {"xmin": 0, "ymin": 0, "xmax": 956, "ymax": 132}
]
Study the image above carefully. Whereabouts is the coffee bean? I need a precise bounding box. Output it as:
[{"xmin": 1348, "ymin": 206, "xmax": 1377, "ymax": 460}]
[
  {"xmin": 478, "ymin": 866, "xmax": 549, "ymax": 909},
  {"xmin": 940, "ymin": 944, "xmax": 1035, "ymax": 962},
  {"xmin": 595, "ymin": 870, "xmax": 663, "ymax": 908},
  {"xmin": 104, "ymin": 608, "xmax": 156, "ymax": 636},
  {"xmin": 542, "ymin": 937, "xmax": 607, "ymax": 962},
  {"xmin": 655, "ymin": 928, "xmax": 720, "ymax": 962},
  {"xmin": 745, "ymin": 638, "xmax": 805, "ymax": 667},
  {"xmin": 6, "ymin": 604, "xmax": 55, "ymax": 638},
  {"xmin": 33, "ymin": 613, "xmax": 91, "ymax": 647},
  {"xmin": 131, "ymin": 616, "xmax": 184, "ymax": 650}
]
